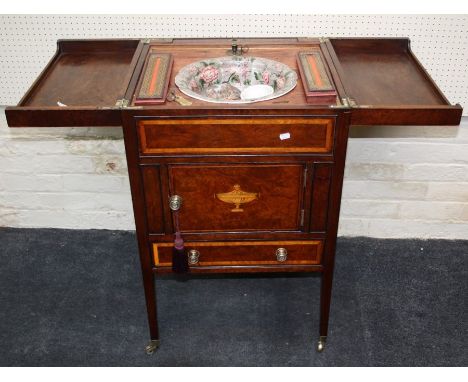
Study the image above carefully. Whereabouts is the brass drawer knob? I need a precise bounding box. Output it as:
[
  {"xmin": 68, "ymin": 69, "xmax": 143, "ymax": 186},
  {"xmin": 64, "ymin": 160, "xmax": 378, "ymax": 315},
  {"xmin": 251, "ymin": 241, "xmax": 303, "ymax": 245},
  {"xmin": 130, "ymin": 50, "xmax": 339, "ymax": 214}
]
[
  {"xmin": 188, "ymin": 249, "xmax": 200, "ymax": 265},
  {"xmin": 276, "ymin": 248, "xmax": 288, "ymax": 262},
  {"xmin": 169, "ymin": 195, "xmax": 183, "ymax": 211}
]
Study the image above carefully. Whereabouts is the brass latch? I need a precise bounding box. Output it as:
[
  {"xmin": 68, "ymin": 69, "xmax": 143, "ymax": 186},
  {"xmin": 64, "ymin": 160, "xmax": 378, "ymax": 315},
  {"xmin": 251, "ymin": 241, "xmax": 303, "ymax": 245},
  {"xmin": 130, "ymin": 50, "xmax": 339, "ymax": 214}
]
[{"xmin": 229, "ymin": 39, "xmax": 249, "ymax": 56}]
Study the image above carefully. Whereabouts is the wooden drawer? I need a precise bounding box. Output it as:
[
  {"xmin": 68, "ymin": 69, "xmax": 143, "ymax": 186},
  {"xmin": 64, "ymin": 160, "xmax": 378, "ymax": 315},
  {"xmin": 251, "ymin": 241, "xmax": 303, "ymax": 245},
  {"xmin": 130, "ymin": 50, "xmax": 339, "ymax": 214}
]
[
  {"xmin": 168, "ymin": 163, "xmax": 306, "ymax": 232},
  {"xmin": 138, "ymin": 117, "xmax": 334, "ymax": 155},
  {"xmin": 153, "ymin": 240, "xmax": 323, "ymax": 268}
]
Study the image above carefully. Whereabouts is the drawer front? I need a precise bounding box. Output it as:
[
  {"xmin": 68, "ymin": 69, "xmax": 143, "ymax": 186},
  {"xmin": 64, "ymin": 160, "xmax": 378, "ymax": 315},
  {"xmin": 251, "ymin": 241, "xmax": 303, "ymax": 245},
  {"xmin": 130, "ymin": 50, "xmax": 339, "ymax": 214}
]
[
  {"xmin": 169, "ymin": 163, "xmax": 305, "ymax": 232},
  {"xmin": 153, "ymin": 241, "xmax": 323, "ymax": 267},
  {"xmin": 138, "ymin": 117, "xmax": 334, "ymax": 155}
]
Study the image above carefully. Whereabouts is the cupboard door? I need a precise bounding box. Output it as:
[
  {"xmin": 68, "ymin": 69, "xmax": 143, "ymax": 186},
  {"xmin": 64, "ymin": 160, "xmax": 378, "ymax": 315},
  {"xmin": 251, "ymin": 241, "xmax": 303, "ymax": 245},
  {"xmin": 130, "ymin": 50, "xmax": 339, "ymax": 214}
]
[{"xmin": 168, "ymin": 163, "xmax": 307, "ymax": 233}]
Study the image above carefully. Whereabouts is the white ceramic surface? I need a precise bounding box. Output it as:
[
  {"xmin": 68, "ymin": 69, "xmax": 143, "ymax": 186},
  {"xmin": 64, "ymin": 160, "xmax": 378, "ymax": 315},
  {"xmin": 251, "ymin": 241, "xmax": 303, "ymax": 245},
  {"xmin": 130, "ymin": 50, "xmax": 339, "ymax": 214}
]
[
  {"xmin": 240, "ymin": 84, "xmax": 274, "ymax": 101},
  {"xmin": 174, "ymin": 56, "xmax": 297, "ymax": 104}
]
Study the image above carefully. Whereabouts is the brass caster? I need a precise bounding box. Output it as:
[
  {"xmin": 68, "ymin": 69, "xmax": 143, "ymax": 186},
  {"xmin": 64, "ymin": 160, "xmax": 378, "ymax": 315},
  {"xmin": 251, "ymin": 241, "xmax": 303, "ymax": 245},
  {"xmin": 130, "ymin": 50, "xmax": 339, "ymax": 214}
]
[
  {"xmin": 145, "ymin": 339, "xmax": 160, "ymax": 355},
  {"xmin": 317, "ymin": 336, "xmax": 327, "ymax": 352}
]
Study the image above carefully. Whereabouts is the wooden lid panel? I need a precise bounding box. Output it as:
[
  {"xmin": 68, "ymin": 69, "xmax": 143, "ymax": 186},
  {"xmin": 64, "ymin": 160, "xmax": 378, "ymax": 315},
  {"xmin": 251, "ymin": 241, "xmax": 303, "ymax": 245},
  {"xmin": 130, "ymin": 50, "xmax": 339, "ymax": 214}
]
[
  {"xmin": 22, "ymin": 40, "xmax": 141, "ymax": 107},
  {"xmin": 329, "ymin": 38, "xmax": 446, "ymax": 106},
  {"xmin": 326, "ymin": 38, "xmax": 462, "ymax": 125},
  {"xmin": 6, "ymin": 39, "xmax": 144, "ymax": 127},
  {"xmin": 6, "ymin": 37, "xmax": 462, "ymax": 127}
]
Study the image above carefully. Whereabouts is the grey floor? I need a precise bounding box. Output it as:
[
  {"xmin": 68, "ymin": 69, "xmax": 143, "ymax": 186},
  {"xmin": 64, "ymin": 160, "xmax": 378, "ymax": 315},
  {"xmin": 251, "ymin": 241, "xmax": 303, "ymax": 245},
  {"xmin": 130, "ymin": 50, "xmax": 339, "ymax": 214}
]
[{"xmin": 0, "ymin": 227, "xmax": 466, "ymax": 366}]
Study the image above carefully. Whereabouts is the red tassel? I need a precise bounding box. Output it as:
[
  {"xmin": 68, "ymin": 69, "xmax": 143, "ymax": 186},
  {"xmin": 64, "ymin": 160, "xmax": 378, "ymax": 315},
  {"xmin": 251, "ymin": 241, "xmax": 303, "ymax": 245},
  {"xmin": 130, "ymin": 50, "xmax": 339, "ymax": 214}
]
[
  {"xmin": 171, "ymin": 209, "xmax": 188, "ymax": 273},
  {"xmin": 172, "ymin": 231, "xmax": 188, "ymax": 273}
]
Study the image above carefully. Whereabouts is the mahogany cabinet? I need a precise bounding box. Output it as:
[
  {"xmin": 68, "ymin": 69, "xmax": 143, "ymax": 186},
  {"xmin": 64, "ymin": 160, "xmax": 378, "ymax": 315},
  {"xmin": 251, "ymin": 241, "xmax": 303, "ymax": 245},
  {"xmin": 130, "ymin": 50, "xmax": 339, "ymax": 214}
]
[{"xmin": 6, "ymin": 37, "xmax": 462, "ymax": 355}]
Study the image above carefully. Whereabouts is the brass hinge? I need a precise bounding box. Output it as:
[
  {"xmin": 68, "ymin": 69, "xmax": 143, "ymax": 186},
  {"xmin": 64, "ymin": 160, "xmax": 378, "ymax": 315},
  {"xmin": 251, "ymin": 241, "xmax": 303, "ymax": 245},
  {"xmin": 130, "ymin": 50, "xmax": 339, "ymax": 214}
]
[
  {"xmin": 300, "ymin": 209, "xmax": 305, "ymax": 227},
  {"xmin": 330, "ymin": 99, "xmax": 348, "ymax": 109},
  {"xmin": 152, "ymin": 38, "xmax": 174, "ymax": 44},
  {"xmin": 297, "ymin": 37, "xmax": 315, "ymax": 42},
  {"xmin": 297, "ymin": 37, "xmax": 329, "ymax": 44},
  {"xmin": 115, "ymin": 98, "xmax": 129, "ymax": 108},
  {"xmin": 330, "ymin": 96, "xmax": 356, "ymax": 109},
  {"xmin": 143, "ymin": 38, "xmax": 173, "ymax": 44}
]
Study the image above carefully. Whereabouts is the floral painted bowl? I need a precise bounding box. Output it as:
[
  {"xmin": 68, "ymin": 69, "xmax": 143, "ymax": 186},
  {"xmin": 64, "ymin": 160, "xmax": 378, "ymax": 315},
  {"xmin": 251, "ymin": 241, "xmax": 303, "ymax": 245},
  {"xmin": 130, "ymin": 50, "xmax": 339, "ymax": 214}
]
[{"xmin": 175, "ymin": 56, "xmax": 297, "ymax": 104}]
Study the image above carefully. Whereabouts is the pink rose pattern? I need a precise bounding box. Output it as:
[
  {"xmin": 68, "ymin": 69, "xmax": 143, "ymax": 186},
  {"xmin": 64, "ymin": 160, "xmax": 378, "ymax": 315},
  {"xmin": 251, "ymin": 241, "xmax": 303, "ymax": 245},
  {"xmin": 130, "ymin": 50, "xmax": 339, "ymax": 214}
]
[
  {"xmin": 189, "ymin": 79, "xmax": 199, "ymax": 91},
  {"xmin": 188, "ymin": 65, "xmax": 199, "ymax": 75},
  {"xmin": 240, "ymin": 62, "xmax": 250, "ymax": 81},
  {"xmin": 176, "ymin": 57, "xmax": 296, "ymax": 102},
  {"xmin": 276, "ymin": 76, "xmax": 285, "ymax": 89},
  {"xmin": 200, "ymin": 66, "xmax": 219, "ymax": 83}
]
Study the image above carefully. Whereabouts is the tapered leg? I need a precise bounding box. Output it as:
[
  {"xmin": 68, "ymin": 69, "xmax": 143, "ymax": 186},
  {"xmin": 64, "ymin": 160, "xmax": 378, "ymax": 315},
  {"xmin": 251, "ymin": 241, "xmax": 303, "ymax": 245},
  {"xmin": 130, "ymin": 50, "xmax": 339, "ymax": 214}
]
[
  {"xmin": 142, "ymin": 270, "xmax": 160, "ymax": 354},
  {"xmin": 316, "ymin": 111, "xmax": 351, "ymax": 352},
  {"xmin": 319, "ymin": 268, "xmax": 334, "ymax": 334},
  {"xmin": 317, "ymin": 269, "xmax": 333, "ymax": 351},
  {"xmin": 121, "ymin": 115, "xmax": 162, "ymax": 354}
]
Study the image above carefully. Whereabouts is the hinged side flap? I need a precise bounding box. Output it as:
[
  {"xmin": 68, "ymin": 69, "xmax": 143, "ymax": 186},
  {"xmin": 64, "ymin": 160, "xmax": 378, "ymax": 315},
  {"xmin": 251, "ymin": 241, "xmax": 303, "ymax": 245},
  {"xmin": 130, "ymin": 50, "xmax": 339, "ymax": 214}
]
[
  {"xmin": 6, "ymin": 39, "xmax": 145, "ymax": 127},
  {"xmin": 324, "ymin": 37, "xmax": 462, "ymax": 125}
]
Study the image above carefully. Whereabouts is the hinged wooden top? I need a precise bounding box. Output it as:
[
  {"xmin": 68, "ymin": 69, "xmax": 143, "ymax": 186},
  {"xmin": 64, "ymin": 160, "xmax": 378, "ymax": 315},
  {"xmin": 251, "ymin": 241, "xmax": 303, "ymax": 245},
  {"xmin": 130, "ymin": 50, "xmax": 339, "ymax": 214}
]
[
  {"xmin": 5, "ymin": 37, "xmax": 462, "ymax": 127},
  {"xmin": 128, "ymin": 38, "xmax": 340, "ymax": 110}
]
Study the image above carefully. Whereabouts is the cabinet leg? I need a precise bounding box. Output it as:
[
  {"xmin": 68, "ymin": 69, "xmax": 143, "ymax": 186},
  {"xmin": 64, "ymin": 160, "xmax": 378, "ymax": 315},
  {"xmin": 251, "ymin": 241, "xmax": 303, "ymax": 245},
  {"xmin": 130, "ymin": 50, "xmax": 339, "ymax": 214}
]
[
  {"xmin": 142, "ymin": 270, "xmax": 160, "ymax": 353},
  {"xmin": 317, "ymin": 336, "xmax": 327, "ymax": 352},
  {"xmin": 317, "ymin": 271, "xmax": 331, "ymax": 353},
  {"xmin": 318, "ymin": 270, "xmax": 333, "ymax": 350},
  {"xmin": 145, "ymin": 339, "xmax": 160, "ymax": 354},
  {"xmin": 317, "ymin": 336, "xmax": 327, "ymax": 353}
]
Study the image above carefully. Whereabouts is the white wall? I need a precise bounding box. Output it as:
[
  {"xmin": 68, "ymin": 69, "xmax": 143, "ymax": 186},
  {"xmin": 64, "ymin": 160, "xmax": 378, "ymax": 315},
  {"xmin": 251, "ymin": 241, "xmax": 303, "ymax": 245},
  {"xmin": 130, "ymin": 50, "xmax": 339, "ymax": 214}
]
[
  {"xmin": 1, "ymin": 14, "xmax": 467, "ymax": 113},
  {"xmin": 341, "ymin": 122, "xmax": 468, "ymax": 238},
  {"xmin": 0, "ymin": 15, "xmax": 467, "ymax": 238},
  {"xmin": 1, "ymin": 108, "xmax": 467, "ymax": 239}
]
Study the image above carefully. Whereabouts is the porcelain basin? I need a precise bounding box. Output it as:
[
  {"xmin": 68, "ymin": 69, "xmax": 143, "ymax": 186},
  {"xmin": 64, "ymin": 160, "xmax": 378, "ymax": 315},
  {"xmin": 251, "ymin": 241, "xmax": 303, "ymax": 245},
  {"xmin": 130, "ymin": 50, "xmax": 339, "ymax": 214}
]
[{"xmin": 175, "ymin": 56, "xmax": 297, "ymax": 104}]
